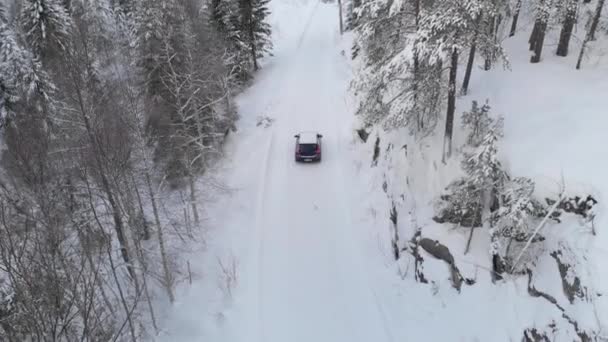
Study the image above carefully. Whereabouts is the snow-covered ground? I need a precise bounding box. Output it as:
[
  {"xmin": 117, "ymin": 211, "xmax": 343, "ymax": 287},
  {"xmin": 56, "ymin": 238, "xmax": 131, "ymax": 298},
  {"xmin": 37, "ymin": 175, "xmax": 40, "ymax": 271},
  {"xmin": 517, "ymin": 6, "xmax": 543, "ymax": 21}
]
[
  {"xmin": 349, "ymin": 1, "xmax": 608, "ymax": 340},
  {"xmin": 157, "ymin": 1, "xmax": 399, "ymax": 341},
  {"xmin": 156, "ymin": 0, "xmax": 608, "ymax": 341}
]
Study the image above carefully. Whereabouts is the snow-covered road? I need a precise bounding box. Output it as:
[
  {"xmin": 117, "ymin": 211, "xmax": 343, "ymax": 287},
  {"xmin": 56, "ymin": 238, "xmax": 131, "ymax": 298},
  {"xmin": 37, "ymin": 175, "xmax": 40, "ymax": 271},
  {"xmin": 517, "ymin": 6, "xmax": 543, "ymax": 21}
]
[
  {"xmin": 229, "ymin": 2, "xmax": 394, "ymax": 342},
  {"xmin": 157, "ymin": 1, "xmax": 396, "ymax": 341}
]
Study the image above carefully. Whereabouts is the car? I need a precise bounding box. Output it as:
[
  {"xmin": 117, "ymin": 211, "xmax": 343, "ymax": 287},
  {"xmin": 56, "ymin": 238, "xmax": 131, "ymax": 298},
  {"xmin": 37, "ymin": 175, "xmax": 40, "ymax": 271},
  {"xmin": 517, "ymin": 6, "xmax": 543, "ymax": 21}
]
[{"xmin": 294, "ymin": 131, "xmax": 323, "ymax": 162}]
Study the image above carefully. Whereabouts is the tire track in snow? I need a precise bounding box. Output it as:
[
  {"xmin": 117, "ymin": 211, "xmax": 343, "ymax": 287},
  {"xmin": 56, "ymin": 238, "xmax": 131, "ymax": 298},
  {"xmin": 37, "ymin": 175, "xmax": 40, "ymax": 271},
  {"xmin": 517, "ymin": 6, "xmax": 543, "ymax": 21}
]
[
  {"xmin": 295, "ymin": 0, "xmax": 321, "ymax": 50},
  {"xmin": 236, "ymin": 2, "xmax": 400, "ymax": 341},
  {"xmin": 248, "ymin": 5, "xmax": 323, "ymax": 339}
]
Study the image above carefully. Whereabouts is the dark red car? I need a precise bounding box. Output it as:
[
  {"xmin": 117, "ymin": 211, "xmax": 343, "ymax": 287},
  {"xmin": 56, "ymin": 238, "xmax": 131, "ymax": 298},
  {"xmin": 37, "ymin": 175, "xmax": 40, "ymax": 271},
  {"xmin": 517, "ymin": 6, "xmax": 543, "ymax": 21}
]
[{"xmin": 294, "ymin": 131, "xmax": 323, "ymax": 162}]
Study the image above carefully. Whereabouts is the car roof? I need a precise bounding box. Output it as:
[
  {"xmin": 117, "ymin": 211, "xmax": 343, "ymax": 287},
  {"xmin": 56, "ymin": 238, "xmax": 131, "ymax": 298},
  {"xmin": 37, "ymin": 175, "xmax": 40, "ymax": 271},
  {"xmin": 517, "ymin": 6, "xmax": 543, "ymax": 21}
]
[{"xmin": 297, "ymin": 131, "xmax": 320, "ymax": 144}]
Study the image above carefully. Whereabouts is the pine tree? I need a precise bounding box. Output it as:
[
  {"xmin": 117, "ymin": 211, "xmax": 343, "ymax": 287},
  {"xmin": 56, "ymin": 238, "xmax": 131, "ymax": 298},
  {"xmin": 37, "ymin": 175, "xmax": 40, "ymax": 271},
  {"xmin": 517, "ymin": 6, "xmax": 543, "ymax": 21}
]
[
  {"xmin": 251, "ymin": 0, "xmax": 272, "ymax": 61},
  {"xmin": 462, "ymin": 126, "xmax": 506, "ymax": 258},
  {"xmin": 492, "ymin": 177, "xmax": 538, "ymax": 242},
  {"xmin": 238, "ymin": 0, "xmax": 272, "ymax": 71},
  {"xmin": 416, "ymin": 0, "xmax": 507, "ymax": 160},
  {"xmin": 462, "ymin": 125, "xmax": 505, "ymax": 193},
  {"xmin": 209, "ymin": 0, "xmax": 252, "ymax": 81},
  {"xmin": 353, "ymin": 0, "xmax": 444, "ymax": 137},
  {"xmin": 19, "ymin": 0, "xmax": 73, "ymax": 58},
  {"xmin": 210, "ymin": 0, "xmax": 231, "ymax": 35},
  {"xmin": 0, "ymin": 3, "xmax": 6, "ymax": 24},
  {"xmin": 461, "ymin": 100, "xmax": 503, "ymax": 147},
  {"xmin": 0, "ymin": 19, "xmax": 51, "ymax": 126}
]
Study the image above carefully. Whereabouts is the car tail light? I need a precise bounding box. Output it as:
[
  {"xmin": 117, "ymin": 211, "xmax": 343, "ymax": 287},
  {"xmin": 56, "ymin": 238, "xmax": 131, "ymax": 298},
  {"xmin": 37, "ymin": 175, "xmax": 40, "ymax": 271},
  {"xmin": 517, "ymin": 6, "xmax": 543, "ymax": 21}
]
[
  {"xmin": 315, "ymin": 145, "xmax": 320, "ymax": 154},
  {"xmin": 296, "ymin": 146, "xmax": 301, "ymax": 155}
]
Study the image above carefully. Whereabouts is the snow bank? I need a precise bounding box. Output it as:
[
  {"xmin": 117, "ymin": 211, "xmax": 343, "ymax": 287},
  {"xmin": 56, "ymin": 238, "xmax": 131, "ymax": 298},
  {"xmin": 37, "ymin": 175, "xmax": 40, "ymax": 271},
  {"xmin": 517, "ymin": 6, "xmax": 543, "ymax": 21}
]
[{"xmin": 349, "ymin": 3, "xmax": 608, "ymax": 341}]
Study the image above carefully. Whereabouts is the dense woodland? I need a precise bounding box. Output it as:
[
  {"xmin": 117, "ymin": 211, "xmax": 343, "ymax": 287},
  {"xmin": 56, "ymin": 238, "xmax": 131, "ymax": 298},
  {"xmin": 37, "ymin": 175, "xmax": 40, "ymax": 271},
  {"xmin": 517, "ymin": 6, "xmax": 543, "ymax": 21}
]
[
  {"xmin": 0, "ymin": 0, "xmax": 605, "ymax": 339},
  {"xmin": 350, "ymin": 0, "xmax": 603, "ymax": 279},
  {"xmin": 0, "ymin": 0, "xmax": 271, "ymax": 340}
]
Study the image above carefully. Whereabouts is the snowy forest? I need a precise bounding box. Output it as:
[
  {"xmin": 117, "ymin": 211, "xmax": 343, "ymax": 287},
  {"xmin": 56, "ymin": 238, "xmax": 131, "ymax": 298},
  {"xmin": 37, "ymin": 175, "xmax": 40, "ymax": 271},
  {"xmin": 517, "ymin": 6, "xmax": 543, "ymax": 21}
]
[
  {"xmin": 1, "ymin": 0, "xmax": 607, "ymax": 340},
  {"xmin": 349, "ymin": 0, "xmax": 606, "ymax": 339},
  {"xmin": 352, "ymin": 0, "xmax": 604, "ymax": 276},
  {"xmin": 0, "ymin": 0, "xmax": 271, "ymax": 340}
]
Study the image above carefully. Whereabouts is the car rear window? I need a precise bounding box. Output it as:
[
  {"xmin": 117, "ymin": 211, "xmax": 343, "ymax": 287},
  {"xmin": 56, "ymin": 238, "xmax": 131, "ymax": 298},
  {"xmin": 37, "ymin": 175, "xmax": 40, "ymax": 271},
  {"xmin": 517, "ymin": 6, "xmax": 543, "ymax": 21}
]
[{"xmin": 298, "ymin": 143, "xmax": 317, "ymax": 154}]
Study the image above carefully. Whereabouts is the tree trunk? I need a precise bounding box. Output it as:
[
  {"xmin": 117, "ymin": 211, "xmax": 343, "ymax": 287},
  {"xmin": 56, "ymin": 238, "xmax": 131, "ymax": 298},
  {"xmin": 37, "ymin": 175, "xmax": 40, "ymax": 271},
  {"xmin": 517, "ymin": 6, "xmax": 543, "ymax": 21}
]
[
  {"xmin": 461, "ymin": 43, "xmax": 476, "ymax": 96},
  {"xmin": 247, "ymin": 0, "xmax": 258, "ymax": 71},
  {"xmin": 485, "ymin": 16, "xmax": 496, "ymax": 70},
  {"xmin": 462, "ymin": 12, "xmax": 482, "ymax": 95},
  {"xmin": 510, "ymin": 0, "xmax": 522, "ymax": 37},
  {"xmin": 131, "ymin": 174, "xmax": 150, "ymax": 241},
  {"xmin": 106, "ymin": 239, "xmax": 137, "ymax": 342},
  {"xmin": 484, "ymin": 15, "xmax": 501, "ymax": 70},
  {"xmin": 531, "ymin": 0, "xmax": 548, "ymax": 63},
  {"xmin": 133, "ymin": 234, "xmax": 159, "ymax": 333},
  {"xmin": 576, "ymin": 0, "xmax": 605, "ymax": 69},
  {"xmin": 443, "ymin": 48, "xmax": 458, "ymax": 162},
  {"xmin": 465, "ymin": 226, "xmax": 475, "ymax": 255},
  {"xmin": 189, "ymin": 175, "xmax": 200, "ymax": 225},
  {"xmin": 412, "ymin": 0, "xmax": 421, "ymax": 131},
  {"xmin": 71, "ymin": 70, "xmax": 136, "ymax": 281},
  {"xmin": 588, "ymin": 0, "xmax": 605, "ymax": 41},
  {"xmin": 530, "ymin": 20, "xmax": 547, "ymax": 63},
  {"xmin": 556, "ymin": 0, "xmax": 578, "ymax": 57},
  {"xmin": 146, "ymin": 173, "xmax": 175, "ymax": 303},
  {"xmin": 240, "ymin": 0, "xmax": 258, "ymax": 71},
  {"xmin": 529, "ymin": 21, "xmax": 540, "ymax": 51},
  {"xmin": 250, "ymin": 33, "xmax": 258, "ymax": 71},
  {"xmin": 338, "ymin": 0, "xmax": 344, "ymax": 34}
]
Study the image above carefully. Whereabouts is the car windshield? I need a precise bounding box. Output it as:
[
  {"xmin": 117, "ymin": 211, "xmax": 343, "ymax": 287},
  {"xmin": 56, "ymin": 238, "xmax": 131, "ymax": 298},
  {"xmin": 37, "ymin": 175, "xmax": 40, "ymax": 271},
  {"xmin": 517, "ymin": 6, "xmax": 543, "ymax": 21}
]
[{"xmin": 299, "ymin": 143, "xmax": 317, "ymax": 154}]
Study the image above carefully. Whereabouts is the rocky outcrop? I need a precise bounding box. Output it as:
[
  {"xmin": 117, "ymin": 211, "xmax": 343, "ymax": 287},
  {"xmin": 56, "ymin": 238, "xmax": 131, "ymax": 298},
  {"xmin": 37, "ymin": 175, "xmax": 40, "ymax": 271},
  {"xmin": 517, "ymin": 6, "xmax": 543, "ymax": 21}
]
[
  {"xmin": 523, "ymin": 328, "xmax": 551, "ymax": 342},
  {"xmin": 419, "ymin": 238, "xmax": 475, "ymax": 291},
  {"xmin": 356, "ymin": 128, "xmax": 369, "ymax": 143},
  {"xmin": 407, "ymin": 232, "xmax": 428, "ymax": 284},
  {"xmin": 372, "ymin": 136, "xmax": 380, "ymax": 167},
  {"xmin": 526, "ymin": 269, "xmax": 592, "ymax": 342},
  {"xmin": 551, "ymin": 248, "xmax": 587, "ymax": 304}
]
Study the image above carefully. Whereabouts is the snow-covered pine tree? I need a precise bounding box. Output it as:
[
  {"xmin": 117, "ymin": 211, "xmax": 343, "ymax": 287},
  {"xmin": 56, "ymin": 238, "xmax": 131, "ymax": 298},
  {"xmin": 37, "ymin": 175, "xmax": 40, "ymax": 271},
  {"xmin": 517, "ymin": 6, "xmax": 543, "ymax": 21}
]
[
  {"xmin": 252, "ymin": 0, "xmax": 272, "ymax": 58},
  {"xmin": 135, "ymin": 0, "xmax": 187, "ymax": 106},
  {"xmin": 462, "ymin": 126, "xmax": 508, "ymax": 269},
  {"xmin": 416, "ymin": 0, "xmax": 507, "ymax": 160},
  {"xmin": 0, "ymin": 18, "xmax": 51, "ymax": 127},
  {"xmin": 461, "ymin": 100, "xmax": 504, "ymax": 147},
  {"xmin": 461, "ymin": 123, "xmax": 505, "ymax": 210},
  {"xmin": 352, "ymin": 0, "xmax": 445, "ymax": 137},
  {"xmin": 492, "ymin": 177, "xmax": 541, "ymax": 244},
  {"xmin": 345, "ymin": 0, "xmax": 359, "ymax": 31},
  {"xmin": 0, "ymin": 3, "xmax": 6, "ymax": 23},
  {"xmin": 211, "ymin": 0, "xmax": 231, "ymax": 35},
  {"xmin": 209, "ymin": 0, "xmax": 252, "ymax": 82},
  {"xmin": 238, "ymin": 0, "xmax": 272, "ymax": 71},
  {"xmin": 19, "ymin": 0, "xmax": 73, "ymax": 58},
  {"xmin": 417, "ymin": 0, "xmax": 479, "ymax": 159}
]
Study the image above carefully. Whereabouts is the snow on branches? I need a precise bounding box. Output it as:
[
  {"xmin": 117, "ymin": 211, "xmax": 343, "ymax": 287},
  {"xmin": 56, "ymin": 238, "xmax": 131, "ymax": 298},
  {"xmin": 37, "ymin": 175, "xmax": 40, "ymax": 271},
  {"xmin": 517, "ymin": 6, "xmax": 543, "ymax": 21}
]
[
  {"xmin": 353, "ymin": 0, "xmax": 510, "ymax": 139},
  {"xmin": 0, "ymin": 20, "xmax": 51, "ymax": 126},
  {"xmin": 435, "ymin": 101, "xmax": 548, "ymax": 274},
  {"xmin": 19, "ymin": 0, "xmax": 73, "ymax": 56}
]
